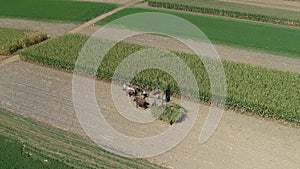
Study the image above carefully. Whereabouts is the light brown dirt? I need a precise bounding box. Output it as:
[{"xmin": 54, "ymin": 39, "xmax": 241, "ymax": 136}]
[
  {"xmin": 221, "ymin": 0, "xmax": 300, "ymax": 12},
  {"xmin": 0, "ymin": 55, "xmax": 20, "ymax": 66},
  {"xmin": 0, "ymin": 18, "xmax": 79, "ymax": 37},
  {"xmin": 0, "ymin": 61, "xmax": 299, "ymax": 169}
]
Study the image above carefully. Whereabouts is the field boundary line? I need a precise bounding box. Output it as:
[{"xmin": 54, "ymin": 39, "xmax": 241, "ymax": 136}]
[
  {"xmin": 68, "ymin": 0, "xmax": 141, "ymax": 34},
  {"xmin": 0, "ymin": 55, "xmax": 20, "ymax": 66}
]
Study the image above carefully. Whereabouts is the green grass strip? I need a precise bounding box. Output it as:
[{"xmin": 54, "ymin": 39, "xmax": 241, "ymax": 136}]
[
  {"xmin": 0, "ymin": 135, "xmax": 73, "ymax": 169},
  {"xmin": 18, "ymin": 34, "xmax": 300, "ymax": 124},
  {"xmin": 97, "ymin": 7, "xmax": 300, "ymax": 59},
  {"xmin": 0, "ymin": 108, "xmax": 165, "ymax": 169},
  {"xmin": 0, "ymin": 0, "xmax": 119, "ymax": 23}
]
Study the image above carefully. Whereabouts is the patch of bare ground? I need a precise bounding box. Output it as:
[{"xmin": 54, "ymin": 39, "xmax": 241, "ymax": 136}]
[
  {"xmin": 0, "ymin": 18, "xmax": 78, "ymax": 37},
  {"xmin": 0, "ymin": 61, "xmax": 299, "ymax": 169},
  {"xmin": 221, "ymin": 0, "xmax": 300, "ymax": 12}
]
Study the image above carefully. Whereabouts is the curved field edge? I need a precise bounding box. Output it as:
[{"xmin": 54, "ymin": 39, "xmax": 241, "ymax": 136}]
[
  {"xmin": 0, "ymin": 27, "xmax": 47, "ymax": 55},
  {"xmin": 17, "ymin": 34, "xmax": 300, "ymax": 124},
  {"xmin": 0, "ymin": 108, "xmax": 165, "ymax": 169},
  {"xmin": 0, "ymin": 0, "xmax": 119, "ymax": 23},
  {"xmin": 97, "ymin": 7, "xmax": 300, "ymax": 59},
  {"xmin": 146, "ymin": 0, "xmax": 300, "ymax": 27}
]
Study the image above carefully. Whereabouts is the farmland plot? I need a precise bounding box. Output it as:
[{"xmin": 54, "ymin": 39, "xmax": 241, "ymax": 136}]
[
  {"xmin": 0, "ymin": 0, "xmax": 119, "ymax": 23},
  {"xmin": 0, "ymin": 108, "xmax": 165, "ymax": 168},
  {"xmin": 146, "ymin": 0, "xmax": 300, "ymax": 26},
  {"xmin": 18, "ymin": 34, "xmax": 300, "ymax": 123},
  {"xmin": 97, "ymin": 7, "xmax": 300, "ymax": 58}
]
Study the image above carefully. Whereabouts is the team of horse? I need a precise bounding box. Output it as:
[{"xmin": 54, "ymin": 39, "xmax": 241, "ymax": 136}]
[{"xmin": 122, "ymin": 83, "xmax": 165, "ymax": 109}]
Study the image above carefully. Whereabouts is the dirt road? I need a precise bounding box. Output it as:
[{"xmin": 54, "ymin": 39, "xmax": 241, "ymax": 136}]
[{"xmin": 1, "ymin": 61, "xmax": 299, "ymax": 169}]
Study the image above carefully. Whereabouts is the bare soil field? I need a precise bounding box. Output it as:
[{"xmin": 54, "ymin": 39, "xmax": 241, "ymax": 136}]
[
  {"xmin": 221, "ymin": 0, "xmax": 300, "ymax": 12},
  {"xmin": 0, "ymin": 61, "xmax": 299, "ymax": 169}
]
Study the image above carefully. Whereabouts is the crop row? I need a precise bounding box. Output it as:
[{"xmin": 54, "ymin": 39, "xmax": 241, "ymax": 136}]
[
  {"xmin": 0, "ymin": 108, "xmax": 165, "ymax": 168},
  {"xmin": 18, "ymin": 34, "xmax": 300, "ymax": 123},
  {"xmin": 0, "ymin": 27, "xmax": 47, "ymax": 55},
  {"xmin": 147, "ymin": 0, "xmax": 300, "ymax": 27}
]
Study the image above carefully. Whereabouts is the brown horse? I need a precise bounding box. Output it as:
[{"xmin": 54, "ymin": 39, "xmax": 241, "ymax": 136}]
[{"xmin": 133, "ymin": 97, "xmax": 149, "ymax": 109}]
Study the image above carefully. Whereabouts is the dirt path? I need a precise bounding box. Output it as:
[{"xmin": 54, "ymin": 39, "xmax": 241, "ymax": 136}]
[
  {"xmin": 221, "ymin": 0, "xmax": 300, "ymax": 12},
  {"xmin": 68, "ymin": 0, "xmax": 141, "ymax": 34},
  {"xmin": 0, "ymin": 18, "xmax": 78, "ymax": 37},
  {"xmin": 0, "ymin": 61, "xmax": 299, "ymax": 169},
  {"xmin": 0, "ymin": 55, "xmax": 20, "ymax": 66}
]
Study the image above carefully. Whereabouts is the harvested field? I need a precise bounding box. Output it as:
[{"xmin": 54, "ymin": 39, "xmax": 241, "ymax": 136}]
[{"xmin": 0, "ymin": 61, "xmax": 299, "ymax": 169}]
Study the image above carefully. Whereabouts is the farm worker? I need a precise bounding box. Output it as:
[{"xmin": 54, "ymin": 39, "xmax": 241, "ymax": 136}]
[
  {"xmin": 165, "ymin": 86, "xmax": 171, "ymax": 102},
  {"xmin": 142, "ymin": 90, "xmax": 148, "ymax": 99}
]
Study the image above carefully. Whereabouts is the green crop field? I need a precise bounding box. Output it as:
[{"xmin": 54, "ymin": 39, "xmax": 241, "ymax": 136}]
[
  {"xmin": 0, "ymin": 27, "xmax": 47, "ymax": 55},
  {"xmin": 0, "ymin": 108, "xmax": 165, "ymax": 168},
  {"xmin": 18, "ymin": 34, "xmax": 300, "ymax": 123},
  {"xmin": 0, "ymin": 0, "xmax": 119, "ymax": 23},
  {"xmin": 146, "ymin": 0, "xmax": 300, "ymax": 26},
  {"xmin": 0, "ymin": 136, "xmax": 72, "ymax": 168},
  {"xmin": 97, "ymin": 7, "xmax": 300, "ymax": 59}
]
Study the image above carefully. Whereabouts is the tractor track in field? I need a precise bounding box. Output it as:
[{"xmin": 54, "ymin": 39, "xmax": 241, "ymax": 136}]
[{"xmin": 0, "ymin": 61, "xmax": 300, "ymax": 169}]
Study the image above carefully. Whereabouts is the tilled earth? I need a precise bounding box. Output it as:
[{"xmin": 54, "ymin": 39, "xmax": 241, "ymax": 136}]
[{"xmin": 0, "ymin": 61, "xmax": 299, "ymax": 169}]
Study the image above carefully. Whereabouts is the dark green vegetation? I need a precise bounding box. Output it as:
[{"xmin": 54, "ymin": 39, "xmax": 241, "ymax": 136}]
[
  {"xmin": 147, "ymin": 0, "xmax": 300, "ymax": 27},
  {"xmin": 18, "ymin": 34, "xmax": 300, "ymax": 123},
  {"xmin": 0, "ymin": 27, "xmax": 47, "ymax": 55},
  {"xmin": 152, "ymin": 104, "xmax": 187, "ymax": 125},
  {"xmin": 0, "ymin": 136, "xmax": 71, "ymax": 168},
  {"xmin": 0, "ymin": 108, "xmax": 165, "ymax": 169},
  {"xmin": 0, "ymin": 0, "xmax": 118, "ymax": 23},
  {"xmin": 98, "ymin": 7, "xmax": 300, "ymax": 59}
]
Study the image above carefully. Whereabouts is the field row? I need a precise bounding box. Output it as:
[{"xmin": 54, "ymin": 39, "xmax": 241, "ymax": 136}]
[
  {"xmin": 18, "ymin": 34, "xmax": 300, "ymax": 124},
  {"xmin": 146, "ymin": 0, "xmax": 300, "ymax": 27},
  {"xmin": 98, "ymin": 7, "xmax": 300, "ymax": 59},
  {"xmin": 0, "ymin": 27, "xmax": 47, "ymax": 55},
  {"xmin": 0, "ymin": 108, "xmax": 165, "ymax": 169}
]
